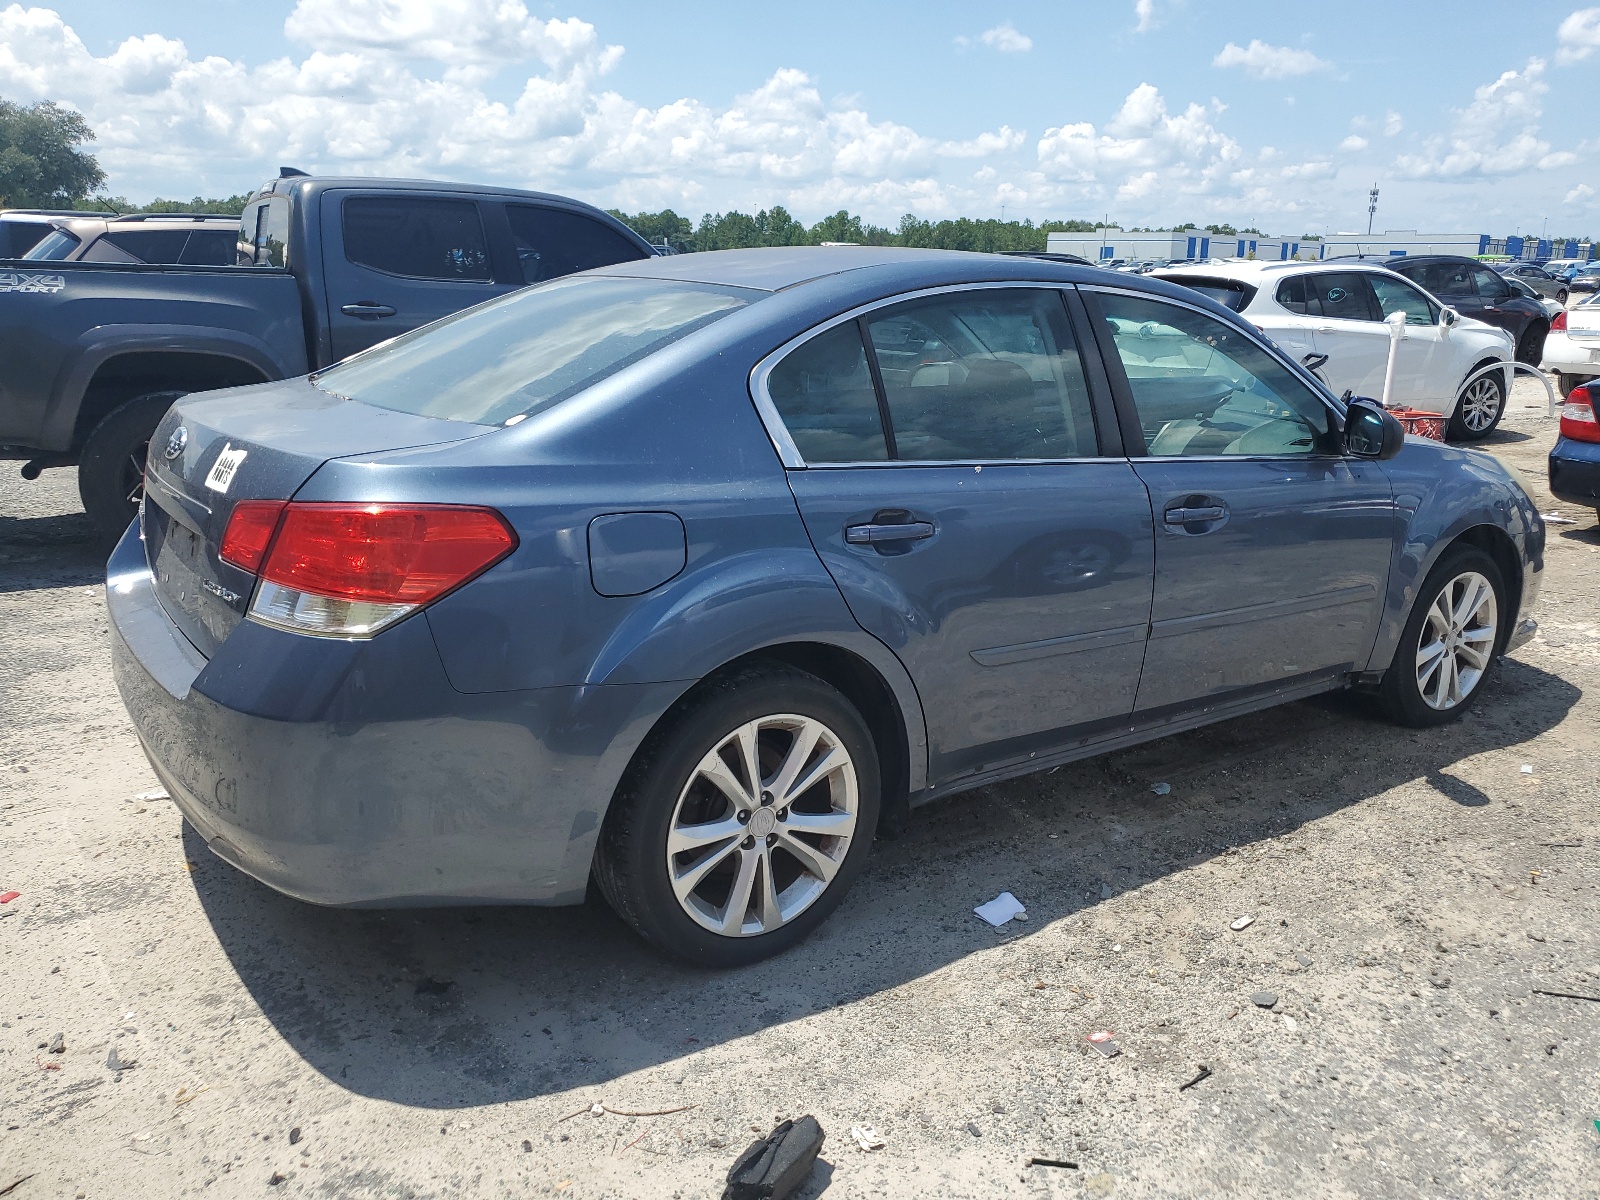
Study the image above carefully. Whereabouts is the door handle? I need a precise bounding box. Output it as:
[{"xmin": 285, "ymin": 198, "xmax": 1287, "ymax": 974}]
[
  {"xmin": 845, "ymin": 520, "xmax": 936, "ymax": 545},
  {"xmin": 1163, "ymin": 502, "xmax": 1228, "ymax": 532},
  {"xmin": 1316, "ymin": 325, "xmax": 1335, "ymax": 333},
  {"xmin": 341, "ymin": 302, "xmax": 398, "ymax": 318}
]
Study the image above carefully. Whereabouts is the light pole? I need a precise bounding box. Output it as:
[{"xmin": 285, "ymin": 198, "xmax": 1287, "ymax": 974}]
[{"xmin": 1366, "ymin": 185, "xmax": 1379, "ymax": 236}]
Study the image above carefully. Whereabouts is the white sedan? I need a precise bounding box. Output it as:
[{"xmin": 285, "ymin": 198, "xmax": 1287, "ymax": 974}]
[
  {"xmin": 1154, "ymin": 261, "xmax": 1516, "ymax": 440},
  {"xmin": 1541, "ymin": 295, "xmax": 1600, "ymax": 398}
]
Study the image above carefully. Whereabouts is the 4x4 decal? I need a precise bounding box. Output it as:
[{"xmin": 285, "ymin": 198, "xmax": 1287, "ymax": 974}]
[{"xmin": 0, "ymin": 271, "xmax": 66, "ymax": 294}]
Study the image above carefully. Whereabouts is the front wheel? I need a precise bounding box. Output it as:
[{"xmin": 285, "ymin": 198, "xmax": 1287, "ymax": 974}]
[
  {"xmin": 594, "ymin": 663, "xmax": 880, "ymax": 966},
  {"xmin": 1515, "ymin": 323, "xmax": 1548, "ymax": 366},
  {"xmin": 77, "ymin": 391, "xmax": 187, "ymax": 544},
  {"xmin": 1447, "ymin": 370, "xmax": 1505, "ymax": 441},
  {"xmin": 1377, "ymin": 547, "xmax": 1504, "ymax": 727}
]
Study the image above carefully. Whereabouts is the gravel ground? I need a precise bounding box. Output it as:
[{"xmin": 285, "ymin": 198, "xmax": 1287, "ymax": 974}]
[{"xmin": 2, "ymin": 374, "xmax": 1597, "ymax": 1199}]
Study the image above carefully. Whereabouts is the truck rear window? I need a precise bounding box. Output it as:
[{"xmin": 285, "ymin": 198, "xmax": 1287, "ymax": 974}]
[{"xmin": 312, "ymin": 275, "xmax": 757, "ymax": 426}]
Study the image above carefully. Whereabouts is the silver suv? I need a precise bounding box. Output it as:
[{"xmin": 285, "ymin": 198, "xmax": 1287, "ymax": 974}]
[{"xmin": 21, "ymin": 213, "xmax": 238, "ymax": 266}]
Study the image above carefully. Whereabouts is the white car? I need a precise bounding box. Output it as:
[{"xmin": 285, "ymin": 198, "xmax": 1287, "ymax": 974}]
[
  {"xmin": 1152, "ymin": 261, "xmax": 1516, "ymax": 440},
  {"xmin": 1541, "ymin": 294, "xmax": 1600, "ymax": 397}
]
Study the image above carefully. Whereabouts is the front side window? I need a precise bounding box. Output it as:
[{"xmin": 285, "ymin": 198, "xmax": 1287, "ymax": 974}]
[
  {"xmin": 1097, "ymin": 293, "xmax": 1335, "ymax": 458},
  {"xmin": 342, "ymin": 196, "xmax": 488, "ymax": 280},
  {"xmin": 1403, "ymin": 261, "xmax": 1474, "ymax": 298},
  {"xmin": 1471, "ymin": 265, "xmax": 1511, "ymax": 300},
  {"xmin": 313, "ymin": 275, "xmax": 755, "ymax": 425},
  {"xmin": 1368, "ymin": 273, "xmax": 1439, "ymax": 325},
  {"xmin": 862, "ymin": 290, "xmax": 1098, "ymax": 460},
  {"xmin": 506, "ymin": 205, "xmax": 648, "ymax": 284}
]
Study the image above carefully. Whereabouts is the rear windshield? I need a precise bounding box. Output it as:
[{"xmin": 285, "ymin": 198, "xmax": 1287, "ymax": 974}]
[
  {"xmin": 1153, "ymin": 275, "xmax": 1257, "ymax": 312},
  {"xmin": 313, "ymin": 275, "xmax": 758, "ymax": 425}
]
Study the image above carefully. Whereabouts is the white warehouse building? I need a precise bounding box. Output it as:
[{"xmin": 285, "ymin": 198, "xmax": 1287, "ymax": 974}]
[{"xmin": 1045, "ymin": 227, "xmax": 1320, "ymax": 262}]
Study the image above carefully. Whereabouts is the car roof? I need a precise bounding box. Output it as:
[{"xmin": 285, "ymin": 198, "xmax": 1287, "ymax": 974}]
[
  {"xmin": 1155, "ymin": 259, "xmax": 1388, "ymax": 281},
  {"xmin": 591, "ymin": 245, "xmax": 1117, "ymax": 292}
]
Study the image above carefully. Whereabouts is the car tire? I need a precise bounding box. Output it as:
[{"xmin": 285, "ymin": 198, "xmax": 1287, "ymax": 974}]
[
  {"xmin": 1447, "ymin": 369, "xmax": 1505, "ymax": 441},
  {"xmin": 594, "ymin": 662, "xmax": 881, "ymax": 967},
  {"xmin": 1557, "ymin": 372, "xmax": 1589, "ymax": 400},
  {"xmin": 1376, "ymin": 546, "xmax": 1505, "ymax": 728},
  {"xmin": 1515, "ymin": 322, "xmax": 1548, "ymax": 366},
  {"xmin": 1557, "ymin": 289, "xmax": 1568, "ymax": 305},
  {"xmin": 77, "ymin": 391, "xmax": 186, "ymax": 545}
]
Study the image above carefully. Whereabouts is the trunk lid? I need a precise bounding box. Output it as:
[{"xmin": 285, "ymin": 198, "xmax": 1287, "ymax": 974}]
[
  {"xmin": 1565, "ymin": 300, "xmax": 1600, "ymax": 340},
  {"xmin": 141, "ymin": 378, "xmax": 481, "ymax": 656}
]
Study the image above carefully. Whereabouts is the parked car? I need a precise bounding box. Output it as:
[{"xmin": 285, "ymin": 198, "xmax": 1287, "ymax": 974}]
[
  {"xmin": 1550, "ymin": 382, "xmax": 1600, "ymax": 522},
  {"xmin": 1380, "ymin": 255, "xmax": 1551, "ymax": 366},
  {"xmin": 1544, "ymin": 258, "xmax": 1587, "ymax": 281},
  {"xmin": 0, "ymin": 208, "xmax": 119, "ymax": 258},
  {"xmin": 0, "ymin": 171, "xmax": 654, "ymax": 540},
  {"xmin": 107, "ymin": 247, "xmax": 1543, "ymax": 966},
  {"xmin": 1496, "ymin": 261, "xmax": 1568, "ymax": 305},
  {"xmin": 21, "ymin": 213, "xmax": 238, "ymax": 265},
  {"xmin": 999, "ymin": 250, "xmax": 1092, "ymax": 265},
  {"xmin": 1540, "ymin": 295, "xmax": 1600, "ymax": 397},
  {"xmin": 1569, "ymin": 263, "xmax": 1600, "ymax": 294},
  {"xmin": 1153, "ymin": 260, "xmax": 1515, "ymax": 439}
]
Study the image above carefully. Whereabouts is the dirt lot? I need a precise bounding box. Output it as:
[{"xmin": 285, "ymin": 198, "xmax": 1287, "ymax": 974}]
[{"xmin": 2, "ymin": 375, "xmax": 1597, "ymax": 1199}]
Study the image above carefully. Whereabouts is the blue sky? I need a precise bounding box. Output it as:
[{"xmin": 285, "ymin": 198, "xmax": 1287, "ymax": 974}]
[{"xmin": 5, "ymin": 0, "xmax": 1595, "ymax": 236}]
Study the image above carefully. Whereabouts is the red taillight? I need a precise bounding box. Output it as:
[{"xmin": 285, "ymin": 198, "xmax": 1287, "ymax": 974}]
[
  {"xmin": 220, "ymin": 500, "xmax": 288, "ymax": 572},
  {"xmin": 1560, "ymin": 386, "xmax": 1600, "ymax": 443},
  {"xmin": 1553, "ymin": 309, "xmax": 1568, "ymax": 332},
  {"xmin": 259, "ymin": 503, "xmax": 517, "ymax": 604}
]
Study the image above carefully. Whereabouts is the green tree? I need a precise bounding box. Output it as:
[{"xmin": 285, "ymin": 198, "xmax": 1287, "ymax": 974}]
[
  {"xmin": 0, "ymin": 98, "xmax": 105, "ymax": 208},
  {"xmin": 608, "ymin": 207, "xmax": 695, "ymax": 253}
]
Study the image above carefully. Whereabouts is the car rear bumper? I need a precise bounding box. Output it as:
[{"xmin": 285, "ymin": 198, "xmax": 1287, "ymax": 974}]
[
  {"xmin": 1549, "ymin": 435, "xmax": 1600, "ymax": 508},
  {"xmin": 106, "ymin": 522, "xmax": 685, "ymax": 907},
  {"xmin": 1539, "ymin": 331, "xmax": 1600, "ymax": 377}
]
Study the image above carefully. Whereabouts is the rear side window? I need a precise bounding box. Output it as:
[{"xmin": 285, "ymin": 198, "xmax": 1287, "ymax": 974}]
[
  {"xmin": 312, "ymin": 275, "xmax": 755, "ymax": 425},
  {"xmin": 1307, "ymin": 273, "xmax": 1378, "ymax": 321},
  {"xmin": 505, "ymin": 205, "xmax": 648, "ymax": 284},
  {"xmin": 342, "ymin": 196, "xmax": 490, "ymax": 281},
  {"xmin": 1275, "ymin": 275, "xmax": 1310, "ymax": 314},
  {"xmin": 20, "ymin": 228, "xmax": 82, "ymax": 260},
  {"xmin": 100, "ymin": 229, "xmax": 191, "ymax": 263},
  {"xmin": 766, "ymin": 324, "xmax": 889, "ymax": 462}
]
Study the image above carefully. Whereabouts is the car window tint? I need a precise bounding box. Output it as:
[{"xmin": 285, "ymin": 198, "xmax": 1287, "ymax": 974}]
[
  {"xmin": 313, "ymin": 276, "xmax": 755, "ymax": 425},
  {"xmin": 1275, "ymin": 275, "xmax": 1311, "ymax": 314},
  {"xmin": 342, "ymin": 196, "xmax": 489, "ymax": 280},
  {"xmin": 1308, "ymin": 273, "xmax": 1378, "ymax": 321},
  {"xmin": 19, "ymin": 229, "xmax": 81, "ymax": 260},
  {"xmin": 1097, "ymin": 293, "xmax": 1334, "ymax": 458},
  {"xmin": 100, "ymin": 229, "xmax": 192, "ymax": 263},
  {"xmin": 766, "ymin": 324, "xmax": 889, "ymax": 462},
  {"xmin": 862, "ymin": 289, "xmax": 1097, "ymax": 460},
  {"xmin": 177, "ymin": 229, "xmax": 236, "ymax": 265},
  {"xmin": 1406, "ymin": 262, "xmax": 1474, "ymax": 298},
  {"xmin": 79, "ymin": 237, "xmax": 143, "ymax": 264},
  {"xmin": 505, "ymin": 206, "xmax": 648, "ymax": 284},
  {"xmin": 1368, "ymin": 274, "xmax": 1438, "ymax": 325},
  {"xmin": 1471, "ymin": 266, "xmax": 1510, "ymax": 299}
]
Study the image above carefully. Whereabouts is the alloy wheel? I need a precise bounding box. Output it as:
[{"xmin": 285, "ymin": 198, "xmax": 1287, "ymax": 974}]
[
  {"xmin": 665, "ymin": 713, "xmax": 859, "ymax": 937},
  {"xmin": 1457, "ymin": 378, "xmax": 1502, "ymax": 433},
  {"xmin": 1415, "ymin": 571, "xmax": 1498, "ymax": 710},
  {"xmin": 122, "ymin": 439, "xmax": 151, "ymax": 511}
]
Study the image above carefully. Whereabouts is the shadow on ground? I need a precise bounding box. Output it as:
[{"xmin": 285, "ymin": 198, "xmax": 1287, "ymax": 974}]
[
  {"xmin": 181, "ymin": 656, "xmax": 1580, "ymax": 1111},
  {"xmin": 0, "ymin": 507, "xmax": 104, "ymax": 593}
]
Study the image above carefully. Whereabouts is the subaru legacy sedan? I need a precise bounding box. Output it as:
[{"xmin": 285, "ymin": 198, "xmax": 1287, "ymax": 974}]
[{"xmin": 109, "ymin": 248, "xmax": 1543, "ymax": 966}]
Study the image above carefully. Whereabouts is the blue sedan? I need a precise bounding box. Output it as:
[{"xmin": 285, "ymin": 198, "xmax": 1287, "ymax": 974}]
[{"xmin": 109, "ymin": 248, "xmax": 1544, "ymax": 965}]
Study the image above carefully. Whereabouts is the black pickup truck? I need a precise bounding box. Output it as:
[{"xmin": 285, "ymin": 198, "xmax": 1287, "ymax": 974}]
[{"xmin": 0, "ymin": 172, "xmax": 655, "ymax": 539}]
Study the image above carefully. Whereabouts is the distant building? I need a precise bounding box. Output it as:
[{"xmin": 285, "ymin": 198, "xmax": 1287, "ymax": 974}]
[{"xmin": 1045, "ymin": 227, "xmax": 1320, "ymax": 263}]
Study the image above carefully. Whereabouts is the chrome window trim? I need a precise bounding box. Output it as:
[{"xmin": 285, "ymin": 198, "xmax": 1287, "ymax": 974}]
[
  {"xmin": 747, "ymin": 280, "xmax": 1107, "ymax": 469},
  {"xmin": 1080, "ymin": 281, "xmax": 1349, "ymax": 417}
]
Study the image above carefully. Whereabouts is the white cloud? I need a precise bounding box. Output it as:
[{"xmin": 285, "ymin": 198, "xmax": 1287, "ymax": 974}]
[
  {"xmin": 1134, "ymin": 0, "xmax": 1158, "ymax": 33},
  {"xmin": 1339, "ymin": 135, "xmax": 1369, "ymax": 152},
  {"xmin": 1566, "ymin": 183, "xmax": 1595, "ymax": 203},
  {"xmin": 1395, "ymin": 59, "xmax": 1576, "ymax": 178},
  {"xmin": 1212, "ymin": 39, "xmax": 1329, "ymax": 80},
  {"xmin": 1557, "ymin": 7, "xmax": 1600, "ymax": 64},
  {"xmin": 979, "ymin": 23, "xmax": 1032, "ymax": 53},
  {"xmin": 1384, "ymin": 110, "xmax": 1403, "ymax": 136}
]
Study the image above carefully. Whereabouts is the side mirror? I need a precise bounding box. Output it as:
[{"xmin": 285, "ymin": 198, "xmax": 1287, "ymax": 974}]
[
  {"xmin": 1344, "ymin": 397, "xmax": 1406, "ymax": 460},
  {"xmin": 1441, "ymin": 307, "xmax": 1459, "ymax": 326}
]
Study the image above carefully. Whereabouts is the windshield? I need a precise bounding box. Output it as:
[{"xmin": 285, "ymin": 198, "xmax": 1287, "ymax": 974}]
[
  {"xmin": 21, "ymin": 229, "xmax": 82, "ymax": 260},
  {"xmin": 313, "ymin": 275, "xmax": 758, "ymax": 425}
]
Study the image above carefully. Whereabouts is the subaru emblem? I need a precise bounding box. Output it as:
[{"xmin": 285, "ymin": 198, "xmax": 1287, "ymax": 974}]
[{"xmin": 163, "ymin": 426, "xmax": 188, "ymax": 461}]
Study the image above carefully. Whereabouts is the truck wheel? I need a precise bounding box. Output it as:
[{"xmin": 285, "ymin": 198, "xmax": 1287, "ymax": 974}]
[{"xmin": 77, "ymin": 391, "xmax": 186, "ymax": 544}]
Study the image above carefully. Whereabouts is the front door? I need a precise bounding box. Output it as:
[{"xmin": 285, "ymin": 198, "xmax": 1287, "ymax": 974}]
[
  {"xmin": 320, "ymin": 191, "xmax": 514, "ymax": 362},
  {"xmin": 1366, "ymin": 271, "xmax": 1450, "ymax": 407},
  {"xmin": 1087, "ymin": 288, "xmax": 1396, "ymax": 712},
  {"xmin": 762, "ymin": 288, "xmax": 1156, "ymax": 779}
]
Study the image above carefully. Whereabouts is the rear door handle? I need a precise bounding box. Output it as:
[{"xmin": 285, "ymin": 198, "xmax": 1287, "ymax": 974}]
[
  {"xmin": 341, "ymin": 302, "xmax": 398, "ymax": 318},
  {"xmin": 846, "ymin": 521, "xmax": 936, "ymax": 545}
]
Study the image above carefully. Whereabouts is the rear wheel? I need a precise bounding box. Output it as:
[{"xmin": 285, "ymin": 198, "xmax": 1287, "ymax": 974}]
[
  {"xmin": 77, "ymin": 391, "xmax": 186, "ymax": 544},
  {"xmin": 1515, "ymin": 322, "xmax": 1548, "ymax": 366},
  {"xmin": 1557, "ymin": 372, "xmax": 1588, "ymax": 400},
  {"xmin": 1447, "ymin": 370, "xmax": 1505, "ymax": 441},
  {"xmin": 594, "ymin": 663, "xmax": 880, "ymax": 966},
  {"xmin": 1377, "ymin": 547, "xmax": 1504, "ymax": 727},
  {"xmin": 1557, "ymin": 289, "xmax": 1569, "ymax": 305}
]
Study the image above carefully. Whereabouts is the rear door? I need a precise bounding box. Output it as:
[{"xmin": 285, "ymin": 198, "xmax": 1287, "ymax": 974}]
[
  {"xmin": 762, "ymin": 286, "xmax": 1156, "ymax": 780},
  {"xmin": 1301, "ymin": 271, "xmax": 1390, "ymax": 398},
  {"xmin": 320, "ymin": 191, "xmax": 516, "ymax": 361},
  {"xmin": 1086, "ymin": 287, "xmax": 1395, "ymax": 712}
]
